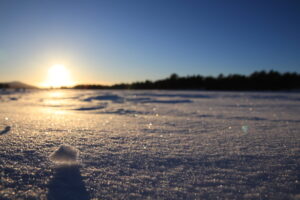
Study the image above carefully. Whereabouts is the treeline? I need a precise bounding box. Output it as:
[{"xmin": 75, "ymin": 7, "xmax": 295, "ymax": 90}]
[
  {"xmin": 73, "ymin": 70, "xmax": 300, "ymax": 91},
  {"xmin": 0, "ymin": 83, "xmax": 9, "ymax": 89}
]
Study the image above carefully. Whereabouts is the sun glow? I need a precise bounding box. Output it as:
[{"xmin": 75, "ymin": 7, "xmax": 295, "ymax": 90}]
[{"xmin": 43, "ymin": 64, "xmax": 74, "ymax": 88}]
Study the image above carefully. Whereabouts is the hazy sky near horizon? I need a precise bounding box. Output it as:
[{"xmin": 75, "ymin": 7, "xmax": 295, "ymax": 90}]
[{"xmin": 0, "ymin": 0, "xmax": 299, "ymax": 86}]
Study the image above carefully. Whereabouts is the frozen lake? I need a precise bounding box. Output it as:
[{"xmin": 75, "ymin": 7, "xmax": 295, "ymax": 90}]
[{"xmin": 0, "ymin": 89, "xmax": 299, "ymax": 199}]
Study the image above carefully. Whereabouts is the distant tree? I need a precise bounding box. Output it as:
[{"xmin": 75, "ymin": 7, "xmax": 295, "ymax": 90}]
[
  {"xmin": 170, "ymin": 73, "xmax": 179, "ymax": 80},
  {"xmin": 71, "ymin": 70, "xmax": 300, "ymax": 91},
  {"xmin": 0, "ymin": 83, "xmax": 9, "ymax": 89}
]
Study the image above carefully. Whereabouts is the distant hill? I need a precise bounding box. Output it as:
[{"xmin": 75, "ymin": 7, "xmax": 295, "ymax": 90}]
[{"xmin": 0, "ymin": 81, "xmax": 37, "ymax": 89}]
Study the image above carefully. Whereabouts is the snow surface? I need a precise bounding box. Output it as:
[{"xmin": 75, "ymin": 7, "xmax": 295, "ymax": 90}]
[{"xmin": 0, "ymin": 89, "xmax": 299, "ymax": 199}]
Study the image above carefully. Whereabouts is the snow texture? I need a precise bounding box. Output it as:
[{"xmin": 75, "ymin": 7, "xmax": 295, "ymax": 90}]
[{"xmin": 0, "ymin": 89, "xmax": 300, "ymax": 199}]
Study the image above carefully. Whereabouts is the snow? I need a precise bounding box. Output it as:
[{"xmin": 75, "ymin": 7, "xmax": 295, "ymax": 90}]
[
  {"xmin": 0, "ymin": 89, "xmax": 299, "ymax": 199},
  {"xmin": 49, "ymin": 145, "xmax": 79, "ymax": 164}
]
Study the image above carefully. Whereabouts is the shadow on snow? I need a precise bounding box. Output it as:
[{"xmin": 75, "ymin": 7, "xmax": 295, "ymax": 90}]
[
  {"xmin": 47, "ymin": 165, "xmax": 90, "ymax": 200},
  {"xmin": 0, "ymin": 126, "xmax": 11, "ymax": 135}
]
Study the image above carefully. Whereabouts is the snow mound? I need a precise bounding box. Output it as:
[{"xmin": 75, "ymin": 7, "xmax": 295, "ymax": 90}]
[{"xmin": 50, "ymin": 145, "xmax": 79, "ymax": 164}]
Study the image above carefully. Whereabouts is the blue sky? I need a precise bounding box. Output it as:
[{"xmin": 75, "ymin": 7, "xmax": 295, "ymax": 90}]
[{"xmin": 0, "ymin": 0, "xmax": 299, "ymax": 86}]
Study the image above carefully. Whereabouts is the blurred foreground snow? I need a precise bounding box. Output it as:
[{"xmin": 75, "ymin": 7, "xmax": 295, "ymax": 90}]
[{"xmin": 0, "ymin": 89, "xmax": 299, "ymax": 199}]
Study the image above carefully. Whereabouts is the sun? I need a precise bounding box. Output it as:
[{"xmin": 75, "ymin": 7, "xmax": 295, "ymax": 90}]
[{"xmin": 43, "ymin": 64, "xmax": 74, "ymax": 88}]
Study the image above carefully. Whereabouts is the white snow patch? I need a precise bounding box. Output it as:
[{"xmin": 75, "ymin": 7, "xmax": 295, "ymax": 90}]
[{"xmin": 50, "ymin": 144, "xmax": 79, "ymax": 164}]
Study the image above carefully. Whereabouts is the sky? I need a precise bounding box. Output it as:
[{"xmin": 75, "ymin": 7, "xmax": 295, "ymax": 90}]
[{"xmin": 0, "ymin": 0, "xmax": 299, "ymax": 86}]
